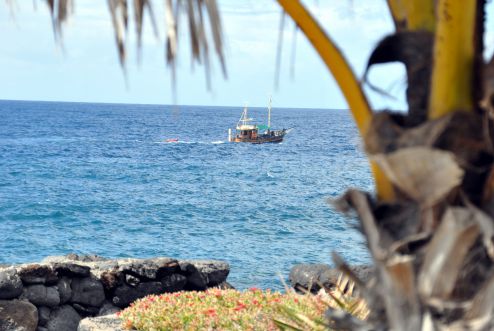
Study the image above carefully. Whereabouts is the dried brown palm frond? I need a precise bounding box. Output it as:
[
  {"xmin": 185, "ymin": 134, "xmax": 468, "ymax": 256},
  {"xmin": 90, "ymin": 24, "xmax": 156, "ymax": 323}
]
[
  {"xmin": 44, "ymin": 0, "xmax": 74, "ymax": 40},
  {"xmin": 107, "ymin": 0, "xmax": 129, "ymax": 68},
  {"xmin": 363, "ymin": 31, "xmax": 433, "ymax": 126},
  {"xmin": 273, "ymin": 272, "xmax": 369, "ymax": 331},
  {"xmin": 107, "ymin": 0, "xmax": 226, "ymax": 81},
  {"xmin": 8, "ymin": 0, "xmax": 226, "ymax": 82},
  {"xmin": 328, "ymin": 26, "xmax": 493, "ymax": 329},
  {"xmin": 275, "ymin": 0, "xmax": 494, "ymax": 329}
]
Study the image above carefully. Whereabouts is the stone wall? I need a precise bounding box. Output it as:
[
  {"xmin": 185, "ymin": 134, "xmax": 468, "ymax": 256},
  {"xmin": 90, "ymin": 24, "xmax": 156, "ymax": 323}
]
[
  {"xmin": 289, "ymin": 263, "xmax": 373, "ymax": 293},
  {"xmin": 0, "ymin": 254, "xmax": 230, "ymax": 331}
]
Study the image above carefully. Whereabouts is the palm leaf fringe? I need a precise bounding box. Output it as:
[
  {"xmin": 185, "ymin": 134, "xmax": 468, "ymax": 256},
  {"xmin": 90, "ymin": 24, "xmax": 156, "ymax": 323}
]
[
  {"xmin": 8, "ymin": 0, "xmax": 227, "ymax": 81},
  {"xmin": 44, "ymin": 0, "xmax": 74, "ymax": 41}
]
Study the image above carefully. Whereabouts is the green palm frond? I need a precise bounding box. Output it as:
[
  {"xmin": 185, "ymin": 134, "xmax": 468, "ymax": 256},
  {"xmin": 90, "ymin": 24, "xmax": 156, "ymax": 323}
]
[{"xmin": 274, "ymin": 274, "xmax": 368, "ymax": 331}]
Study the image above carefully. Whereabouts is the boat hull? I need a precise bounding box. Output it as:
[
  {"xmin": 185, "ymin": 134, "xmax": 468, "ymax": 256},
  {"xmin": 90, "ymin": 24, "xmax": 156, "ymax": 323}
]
[{"xmin": 233, "ymin": 135, "xmax": 284, "ymax": 144}]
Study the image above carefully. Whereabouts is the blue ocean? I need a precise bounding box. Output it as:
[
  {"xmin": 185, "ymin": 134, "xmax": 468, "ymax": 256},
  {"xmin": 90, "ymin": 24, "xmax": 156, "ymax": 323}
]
[{"xmin": 0, "ymin": 100, "xmax": 372, "ymax": 290}]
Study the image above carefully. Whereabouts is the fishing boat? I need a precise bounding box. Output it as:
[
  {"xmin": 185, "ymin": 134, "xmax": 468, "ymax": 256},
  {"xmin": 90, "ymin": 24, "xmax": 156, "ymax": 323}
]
[{"xmin": 228, "ymin": 98, "xmax": 290, "ymax": 144}]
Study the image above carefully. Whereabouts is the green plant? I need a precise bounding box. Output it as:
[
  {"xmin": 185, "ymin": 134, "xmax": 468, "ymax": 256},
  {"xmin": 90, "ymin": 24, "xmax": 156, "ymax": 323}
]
[{"xmin": 118, "ymin": 288, "xmax": 327, "ymax": 330}]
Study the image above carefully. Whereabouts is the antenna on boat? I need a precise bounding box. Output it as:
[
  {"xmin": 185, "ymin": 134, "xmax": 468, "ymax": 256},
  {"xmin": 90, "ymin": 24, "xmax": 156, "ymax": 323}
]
[{"xmin": 268, "ymin": 96, "xmax": 272, "ymax": 129}]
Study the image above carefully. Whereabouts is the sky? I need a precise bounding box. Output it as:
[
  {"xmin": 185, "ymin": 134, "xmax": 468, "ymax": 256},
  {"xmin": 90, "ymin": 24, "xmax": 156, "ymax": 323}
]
[{"xmin": 0, "ymin": 1, "xmax": 493, "ymax": 109}]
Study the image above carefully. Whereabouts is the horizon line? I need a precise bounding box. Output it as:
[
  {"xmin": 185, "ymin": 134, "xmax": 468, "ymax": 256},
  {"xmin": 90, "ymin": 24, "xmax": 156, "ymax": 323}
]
[{"xmin": 0, "ymin": 98, "xmax": 352, "ymax": 111}]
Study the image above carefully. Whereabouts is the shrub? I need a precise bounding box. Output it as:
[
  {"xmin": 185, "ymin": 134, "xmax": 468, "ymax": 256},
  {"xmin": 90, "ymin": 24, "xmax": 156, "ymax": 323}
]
[{"xmin": 119, "ymin": 288, "xmax": 327, "ymax": 330}]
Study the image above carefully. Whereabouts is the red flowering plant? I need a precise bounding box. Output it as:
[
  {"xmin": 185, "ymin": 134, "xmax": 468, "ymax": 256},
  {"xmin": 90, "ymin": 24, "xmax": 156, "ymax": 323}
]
[{"xmin": 119, "ymin": 288, "xmax": 328, "ymax": 330}]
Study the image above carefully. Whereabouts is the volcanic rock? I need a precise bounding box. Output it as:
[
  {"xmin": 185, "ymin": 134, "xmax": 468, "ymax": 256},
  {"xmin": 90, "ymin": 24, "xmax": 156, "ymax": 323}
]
[
  {"xmin": 190, "ymin": 260, "xmax": 230, "ymax": 286},
  {"xmin": 54, "ymin": 263, "xmax": 90, "ymax": 278},
  {"xmin": 160, "ymin": 273, "xmax": 187, "ymax": 292},
  {"xmin": 46, "ymin": 305, "xmax": 81, "ymax": 331},
  {"xmin": 0, "ymin": 299, "xmax": 38, "ymax": 331},
  {"xmin": 57, "ymin": 277, "xmax": 72, "ymax": 304},
  {"xmin": 112, "ymin": 282, "xmax": 163, "ymax": 308},
  {"xmin": 22, "ymin": 284, "xmax": 60, "ymax": 307},
  {"xmin": 38, "ymin": 306, "xmax": 51, "ymax": 326},
  {"xmin": 18, "ymin": 265, "xmax": 58, "ymax": 285},
  {"xmin": 0, "ymin": 268, "xmax": 23, "ymax": 299},
  {"xmin": 289, "ymin": 264, "xmax": 373, "ymax": 293},
  {"xmin": 77, "ymin": 314, "xmax": 124, "ymax": 331},
  {"xmin": 71, "ymin": 277, "xmax": 105, "ymax": 308}
]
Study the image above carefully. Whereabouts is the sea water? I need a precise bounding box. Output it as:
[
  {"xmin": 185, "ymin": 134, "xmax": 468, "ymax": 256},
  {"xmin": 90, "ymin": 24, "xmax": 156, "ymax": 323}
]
[{"xmin": 0, "ymin": 100, "xmax": 372, "ymax": 290}]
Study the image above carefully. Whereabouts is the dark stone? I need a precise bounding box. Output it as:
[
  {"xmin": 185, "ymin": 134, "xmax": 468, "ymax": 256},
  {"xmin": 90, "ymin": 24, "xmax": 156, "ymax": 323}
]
[
  {"xmin": 75, "ymin": 255, "xmax": 107, "ymax": 262},
  {"xmin": 57, "ymin": 277, "xmax": 72, "ymax": 304},
  {"xmin": 53, "ymin": 263, "xmax": 90, "ymax": 278},
  {"xmin": 289, "ymin": 264, "xmax": 374, "ymax": 293},
  {"xmin": 18, "ymin": 265, "xmax": 58, "ymax": 285},
  {"xmin": 22, "ymin": 284, "xmax": 60, "ymax": 307},
  {"xmin": 215, "ymin": 281, "xmax": 235, "ymax": 290},
  {"xmin": 155, "ymin": 260, "xmax": 180, "ymax": 279},
  {"xmin": 125, "ymin": 274, "xmax": 140, "ymax": 287},
  {"xmin": 72, "ymin": 303, "xmax": 100, "ymax": 317},
  {"xmin": 191, "ymin": 260, "xmax": 230, "ymax": 286},
  {"xmin": 0, "ymin": 299, "xmax": 38, "ymax": 331},
  {"xmin": 59, "ymin": 254, "xmax": 106, "ymax": 263},
  {"xmin": 100, "ymin": 272, "xmax": 120, "ymax": 292},
  {"xmin": 37, "ymin": 327, "xmax": 49, "ymax": 331},
  {"xmin": 46, "ymin": 305, "xmax": 81, "ymax": 331},
  {"xmin": 112, "ymin": 282, "xmax": 164, "ymax": 308},
  {"xmin": 119, "ymin": 258, "xmax": 178, "ymax": 280},
  {"xmin": 71, "ymin": 277, "xmax": 105, "ymax": 308},
  {"xmin": 88, "ymin": 260, "xmax": 119, "ymax": 273},
  {"xmin": 38, "ymin": 306, "xmax": 51, "ymax": 326},
  {"xmin": 179, "ymin": 262, "xmax": 207, "ymax": 290},
  {"xmin": 289, "ymin": 264, "xmax": 332, "ymax": 293},
  {"xmin": 65, "ymin": 253, "xmax": 79, "ymax": 261},
  {"xmin": 347, "ymin": 265, "xmax": 374, "ymax": 284},
  {"xmin": 98, "ymin": 301, "xmax": 121, "ymax": 316},
  {"xmin": 78, "ymin": 314, "xmax": 124, "ymax": 331},
  {"xmin": 0, "ymin": 269, "xmax": 23, "ymax": 299},
  {"xmin": 160, "ymin": 274, "xmax": 187, "ymax": 292}
]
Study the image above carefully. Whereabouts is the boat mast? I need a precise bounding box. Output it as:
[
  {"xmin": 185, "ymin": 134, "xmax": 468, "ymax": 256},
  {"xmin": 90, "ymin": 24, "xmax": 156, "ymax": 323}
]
[
  {"xmin": 237, "ymin": 104, "xmax": 252, "ymax": 129},
  {"xmin": 268, "ymin": 96, "xmax": 272, "ymax": 129},
  {"xmin": 244, "ymin": 105, "xmax": 248, "ymax": 125}
]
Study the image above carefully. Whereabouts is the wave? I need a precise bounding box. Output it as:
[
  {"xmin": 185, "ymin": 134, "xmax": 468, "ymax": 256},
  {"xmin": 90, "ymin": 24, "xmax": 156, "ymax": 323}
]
[{"xmin": 155, "ymin": 140, "xmax": 227, "ymax": 145}]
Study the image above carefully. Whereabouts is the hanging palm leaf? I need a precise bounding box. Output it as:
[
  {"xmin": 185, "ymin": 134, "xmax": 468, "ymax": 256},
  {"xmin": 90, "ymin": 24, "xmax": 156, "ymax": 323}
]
[{"xmin": 12, "ymin": 0, "xmax": 227, "ymax": 80}]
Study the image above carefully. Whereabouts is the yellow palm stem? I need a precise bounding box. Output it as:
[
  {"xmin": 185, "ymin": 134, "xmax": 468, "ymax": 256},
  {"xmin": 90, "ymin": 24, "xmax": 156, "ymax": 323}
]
[
  {"xmin": 277, "ymin": 0, "xmax": 394, "ymax": 201},
  {"xmin": 276, "ymin": 0, "xmax": 371, "ymax": 134},
  {"xmin": 429, "ymin": 0, "xmax": 477, "ymax": 118},
  {"xmin": 386, "ymin": 0, "xmax": 435, "ymax": 31},
  {"xmin": 371, "ymin": 163, "xmax": 395, "ymax": 202},
  {"xmin": 404, "ymin": 0, "xmax": 435, "ymax": 31},
  {"xmin": 386, "ymin": 0, "xmax": 407, "ymax": 31}
]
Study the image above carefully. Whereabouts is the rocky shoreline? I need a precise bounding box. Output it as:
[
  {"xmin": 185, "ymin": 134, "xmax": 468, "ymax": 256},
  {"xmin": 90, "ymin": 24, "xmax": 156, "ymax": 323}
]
[
  {"xmin": 80, "ymin": 263, "xmax": 374, "ymax": 331},
  {"xmin": 0, "ymin": 254, "xmax": 230, "ymax": 331},
  {"xmin": 0, "ymin": 254, "xmax": 371, "ymax": 331}
]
